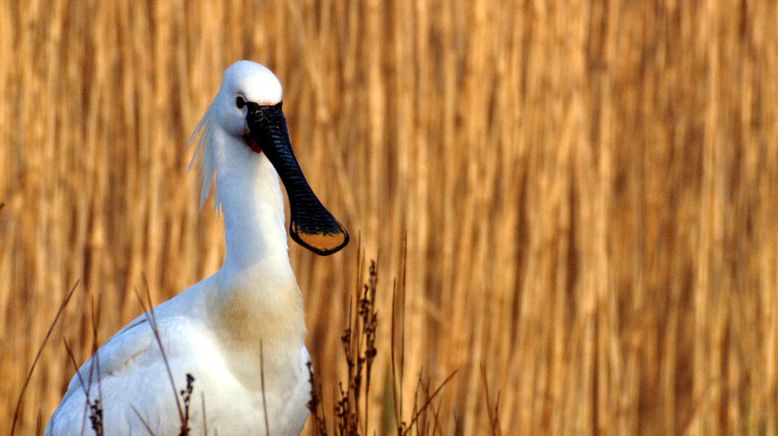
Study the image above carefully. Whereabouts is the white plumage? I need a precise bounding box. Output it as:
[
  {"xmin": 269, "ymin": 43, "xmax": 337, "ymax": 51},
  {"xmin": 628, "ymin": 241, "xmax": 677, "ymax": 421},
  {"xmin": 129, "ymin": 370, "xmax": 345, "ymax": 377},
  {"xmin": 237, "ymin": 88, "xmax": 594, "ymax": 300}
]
[{"xmin": 46, "ymin": 61, "xmax": 346, "ymax": 435}]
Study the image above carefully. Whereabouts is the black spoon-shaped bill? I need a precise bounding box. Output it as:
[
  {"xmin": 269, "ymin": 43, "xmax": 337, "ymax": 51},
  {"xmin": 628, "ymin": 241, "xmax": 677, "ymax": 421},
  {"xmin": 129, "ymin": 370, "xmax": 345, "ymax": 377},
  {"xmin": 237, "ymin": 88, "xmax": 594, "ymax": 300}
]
[{"xmin": 245, "ymin": 102, "xmax": 349, "ymax": 256}]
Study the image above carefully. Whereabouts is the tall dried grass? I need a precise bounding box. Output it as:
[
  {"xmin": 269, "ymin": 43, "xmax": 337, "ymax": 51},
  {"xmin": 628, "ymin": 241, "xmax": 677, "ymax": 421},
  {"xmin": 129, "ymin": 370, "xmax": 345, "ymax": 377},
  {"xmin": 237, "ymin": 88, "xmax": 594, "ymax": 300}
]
[{"xmin": 1, "ymin": 0, "xmax": 777, "ymax": 434}]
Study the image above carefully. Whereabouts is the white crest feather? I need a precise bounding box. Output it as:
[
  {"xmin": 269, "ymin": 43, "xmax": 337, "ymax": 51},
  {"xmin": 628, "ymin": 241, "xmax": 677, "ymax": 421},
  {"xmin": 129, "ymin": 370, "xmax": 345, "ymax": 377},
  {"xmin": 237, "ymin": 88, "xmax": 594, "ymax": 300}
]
[{"xmin": 188, "ymin": 108, "xmax": 219, "ymax": 210}]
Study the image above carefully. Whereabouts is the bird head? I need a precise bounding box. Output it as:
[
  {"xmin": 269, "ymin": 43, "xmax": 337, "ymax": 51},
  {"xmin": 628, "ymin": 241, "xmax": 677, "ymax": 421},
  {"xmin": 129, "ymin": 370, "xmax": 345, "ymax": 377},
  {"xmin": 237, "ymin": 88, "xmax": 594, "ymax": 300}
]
[{"xmin": 191, "ymin": 61, "xmax": 349, "ymax": 256}]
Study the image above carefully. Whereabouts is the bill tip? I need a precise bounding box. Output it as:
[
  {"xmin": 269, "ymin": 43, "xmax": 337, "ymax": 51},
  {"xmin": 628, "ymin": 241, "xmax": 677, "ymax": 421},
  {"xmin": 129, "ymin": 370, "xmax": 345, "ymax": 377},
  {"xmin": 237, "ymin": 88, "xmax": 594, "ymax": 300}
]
[{"xmin": 290, "ymin": 222, "xmax": 349, "ymax": 256}]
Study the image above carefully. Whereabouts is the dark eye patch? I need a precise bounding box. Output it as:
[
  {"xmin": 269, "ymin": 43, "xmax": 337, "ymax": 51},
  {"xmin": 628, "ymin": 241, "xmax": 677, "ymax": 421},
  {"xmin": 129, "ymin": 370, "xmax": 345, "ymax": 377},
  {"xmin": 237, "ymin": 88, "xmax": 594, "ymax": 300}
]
[{"xmin": 236, "ymin": 96, "xmax": 246, "ymax": 109}]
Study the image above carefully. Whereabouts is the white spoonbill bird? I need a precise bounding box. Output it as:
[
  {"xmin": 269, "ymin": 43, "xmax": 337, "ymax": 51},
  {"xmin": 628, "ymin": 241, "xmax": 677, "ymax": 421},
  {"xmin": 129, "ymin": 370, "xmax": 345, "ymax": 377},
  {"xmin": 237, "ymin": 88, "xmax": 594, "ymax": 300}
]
[{"xmin": 46, "ymin": 61, "xmax": 349, "ymax": 435}]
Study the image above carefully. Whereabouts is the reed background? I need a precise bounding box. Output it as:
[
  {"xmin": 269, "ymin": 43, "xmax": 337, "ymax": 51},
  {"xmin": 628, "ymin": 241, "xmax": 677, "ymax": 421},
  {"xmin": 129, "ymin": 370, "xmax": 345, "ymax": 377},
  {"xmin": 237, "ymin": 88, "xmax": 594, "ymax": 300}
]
[{"xmin": 1, "ymin": 0, "xmax": 777, "ymax": 434}]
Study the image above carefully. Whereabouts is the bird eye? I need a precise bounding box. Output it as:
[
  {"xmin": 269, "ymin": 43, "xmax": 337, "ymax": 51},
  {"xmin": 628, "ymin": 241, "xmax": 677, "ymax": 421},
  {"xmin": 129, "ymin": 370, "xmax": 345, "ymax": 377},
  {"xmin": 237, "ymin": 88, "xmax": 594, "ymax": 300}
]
[{"xmin": 236, "ymin": 96, "xmax": 246, "ymax": 109}]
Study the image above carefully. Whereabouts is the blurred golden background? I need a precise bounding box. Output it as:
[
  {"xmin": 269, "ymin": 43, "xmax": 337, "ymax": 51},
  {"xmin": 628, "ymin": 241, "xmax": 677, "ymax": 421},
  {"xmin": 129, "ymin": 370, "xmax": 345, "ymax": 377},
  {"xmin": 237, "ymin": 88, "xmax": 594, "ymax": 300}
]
[{"xmin": 1, "ymin": 0, "xmax": 777, "ymax": 434}]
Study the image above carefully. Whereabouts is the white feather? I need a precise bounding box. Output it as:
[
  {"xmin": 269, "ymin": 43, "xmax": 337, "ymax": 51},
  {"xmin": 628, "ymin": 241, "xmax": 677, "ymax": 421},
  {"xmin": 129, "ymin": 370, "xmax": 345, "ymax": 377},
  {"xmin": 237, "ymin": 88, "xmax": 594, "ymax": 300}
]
[{"xmin": 188, "ymin": 112, "xmax": 218, "ymax": 210}]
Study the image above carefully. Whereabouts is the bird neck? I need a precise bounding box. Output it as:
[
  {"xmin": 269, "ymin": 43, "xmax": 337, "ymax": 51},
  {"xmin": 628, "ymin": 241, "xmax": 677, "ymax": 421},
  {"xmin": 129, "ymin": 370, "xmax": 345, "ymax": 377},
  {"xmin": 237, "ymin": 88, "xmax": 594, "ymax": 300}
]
[
  {"xmin": 217, "ymin": 150, "xmax": 290, "ymax": 275},
  {"xmin": 211, "ymin": 145, "xmax": 306, "ymax": 355}
]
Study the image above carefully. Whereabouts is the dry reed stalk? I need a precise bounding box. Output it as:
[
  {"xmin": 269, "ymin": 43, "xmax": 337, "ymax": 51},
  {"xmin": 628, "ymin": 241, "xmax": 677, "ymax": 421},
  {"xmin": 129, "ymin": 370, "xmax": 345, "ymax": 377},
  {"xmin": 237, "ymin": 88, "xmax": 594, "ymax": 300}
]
[{"xmin": 310, "ymin": 255, "xmax": 456, "ymax": 436}]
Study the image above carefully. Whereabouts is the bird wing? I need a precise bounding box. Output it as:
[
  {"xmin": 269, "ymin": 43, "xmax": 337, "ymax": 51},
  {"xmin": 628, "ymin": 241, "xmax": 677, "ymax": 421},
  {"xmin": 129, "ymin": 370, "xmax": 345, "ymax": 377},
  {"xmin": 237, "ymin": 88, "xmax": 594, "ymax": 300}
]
[
  {"xmin": 60, "ymin": 315, "xmax": 155, "ymax": 404},
  {"xmin": 58, "ymin": 280, "xmax": 213, "ymax": 406}
]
